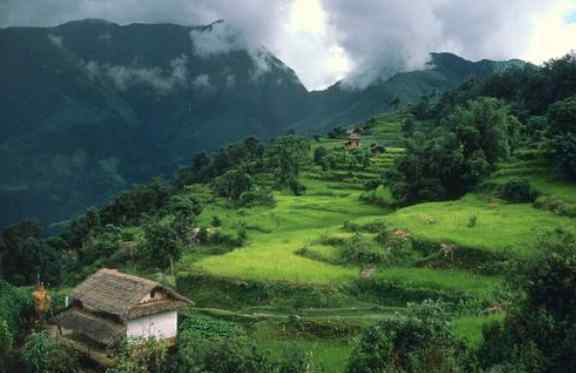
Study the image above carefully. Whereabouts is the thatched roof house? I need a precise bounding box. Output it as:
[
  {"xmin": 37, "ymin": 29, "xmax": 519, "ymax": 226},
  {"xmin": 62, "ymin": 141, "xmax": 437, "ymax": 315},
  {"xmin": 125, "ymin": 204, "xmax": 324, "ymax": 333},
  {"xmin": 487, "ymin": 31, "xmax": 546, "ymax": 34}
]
[{"xmin": 54, "ymin": 268, "xmax": 192, "ymax": 346}]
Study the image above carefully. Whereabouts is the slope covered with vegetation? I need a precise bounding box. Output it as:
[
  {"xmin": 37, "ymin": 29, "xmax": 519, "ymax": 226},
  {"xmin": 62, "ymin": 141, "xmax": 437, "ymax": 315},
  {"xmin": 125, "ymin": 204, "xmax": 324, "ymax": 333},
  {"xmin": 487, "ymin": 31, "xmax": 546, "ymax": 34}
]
[{"xmin": 2, "ymin": 53, "xmax": 576, "ymax": 372}]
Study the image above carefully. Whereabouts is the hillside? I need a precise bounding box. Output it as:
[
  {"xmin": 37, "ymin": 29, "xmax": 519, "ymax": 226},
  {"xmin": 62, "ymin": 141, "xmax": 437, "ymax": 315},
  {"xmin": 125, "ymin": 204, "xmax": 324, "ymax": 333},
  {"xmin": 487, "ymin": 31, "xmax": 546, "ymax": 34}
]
[
  {"xmin": 0, "ymin": 19, "xmax": 309, "ymax": 228},
  {"xmin": 2, "ymin": 69, "xmax": 576, "ymax": 371},
  {"xmin": 0, "ymin": 20, "xmax": 522, "ymax": 229}
]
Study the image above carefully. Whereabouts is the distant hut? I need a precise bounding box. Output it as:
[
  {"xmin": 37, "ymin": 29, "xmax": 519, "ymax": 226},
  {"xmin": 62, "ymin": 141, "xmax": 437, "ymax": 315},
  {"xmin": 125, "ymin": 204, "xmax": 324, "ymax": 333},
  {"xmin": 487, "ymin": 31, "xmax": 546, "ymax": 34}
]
[
  {"xmin": 53, "ymin": 268, "xmax": 192, "ymax": 347},
  {"xmin": 345, "ymin": 130, "xmax": 361, "ymax": 150}
]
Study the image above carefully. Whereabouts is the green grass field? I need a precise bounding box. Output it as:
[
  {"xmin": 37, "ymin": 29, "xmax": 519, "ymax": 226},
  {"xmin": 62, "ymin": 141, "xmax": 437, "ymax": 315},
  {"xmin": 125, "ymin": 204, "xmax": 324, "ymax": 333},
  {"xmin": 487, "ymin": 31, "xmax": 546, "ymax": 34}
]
[{"xmin": 381, "ymin": 194, "xmax": 574, "ymax": 257}]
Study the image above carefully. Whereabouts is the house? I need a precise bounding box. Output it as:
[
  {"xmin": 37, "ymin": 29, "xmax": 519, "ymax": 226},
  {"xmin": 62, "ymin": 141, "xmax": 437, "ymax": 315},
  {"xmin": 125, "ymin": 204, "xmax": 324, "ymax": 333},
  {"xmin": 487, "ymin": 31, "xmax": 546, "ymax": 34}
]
[
  {"xmin": 53, "ymin": 268, "xmax": 193, "ymax": 347},
  {"xmin": 345, "ymin": 132, "xmax": 361, "ymax": 150}
]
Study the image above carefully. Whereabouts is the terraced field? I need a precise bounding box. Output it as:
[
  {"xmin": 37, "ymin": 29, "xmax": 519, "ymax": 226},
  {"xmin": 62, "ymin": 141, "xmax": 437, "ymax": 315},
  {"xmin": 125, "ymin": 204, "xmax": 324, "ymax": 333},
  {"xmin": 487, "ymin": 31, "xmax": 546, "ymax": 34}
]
[{"xmin": 171, "ymin": 116, "xmax": 576, "ymax": 371}]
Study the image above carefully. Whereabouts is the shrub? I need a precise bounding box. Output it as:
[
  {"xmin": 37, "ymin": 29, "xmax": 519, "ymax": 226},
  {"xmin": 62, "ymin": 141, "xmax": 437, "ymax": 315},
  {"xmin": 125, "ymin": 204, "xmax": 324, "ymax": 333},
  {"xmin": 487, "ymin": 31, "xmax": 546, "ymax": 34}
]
[
  {"xmin": 211, "ymin": 216, "xmax": 222, "ymax": 227},
  {"xmin": 341, "ymin": 233, "xmax": 389, "ymax": 265},
  {"xmin": 467, "ymin": 215, "xmax": 478, "ymax": 228},
  {"xmin": 22, "ymin": 331, "xmax": 79, "ymax": 373},
  {"xmin": 346, "ymin": 301, "xmax": 470, "ymax": 373},
  {"xmin": 238, "ymin": 188, "xmax": 276, "ymax": 207},
  {"xmin": 534, "ymin": 195, "xmax": 576, "ymax": 217},
  {"xmin": 107, "ymin": 338, "xmax": 171, "ymax": 373},
  {"xmin": 498, "ymin": 178, "xmax": 541, "ymax": 203},
  {"xmin": 478, "ymin": 230, "xmax": 576, "ymax": 372}
]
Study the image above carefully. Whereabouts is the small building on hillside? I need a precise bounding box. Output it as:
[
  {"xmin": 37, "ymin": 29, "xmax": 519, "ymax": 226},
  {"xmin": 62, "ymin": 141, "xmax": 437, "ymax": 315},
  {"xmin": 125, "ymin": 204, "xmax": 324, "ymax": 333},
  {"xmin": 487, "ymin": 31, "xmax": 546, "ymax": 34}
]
[
  {"xmin": 345, "ymin": 132, "xmax": 361, "ymax": 150},
  {"xmin": 54, "ymin": 268, "xmax": 192, "ymax": 347}
]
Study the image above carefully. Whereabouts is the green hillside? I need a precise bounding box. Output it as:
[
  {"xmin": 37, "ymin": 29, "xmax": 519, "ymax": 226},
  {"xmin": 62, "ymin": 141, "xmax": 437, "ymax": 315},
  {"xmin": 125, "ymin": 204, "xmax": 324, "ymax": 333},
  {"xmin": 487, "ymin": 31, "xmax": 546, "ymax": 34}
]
[{"xmin": 16, "ymin": 112, "xmax": 568, "ymax": 370}]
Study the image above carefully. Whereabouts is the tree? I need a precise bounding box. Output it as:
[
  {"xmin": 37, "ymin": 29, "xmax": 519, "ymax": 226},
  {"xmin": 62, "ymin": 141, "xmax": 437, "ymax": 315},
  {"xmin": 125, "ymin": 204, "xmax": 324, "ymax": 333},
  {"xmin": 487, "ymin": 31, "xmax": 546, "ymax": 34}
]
[
  {"xmin": 266, "ymin": 136, "xmax": 310, "ymax": 194},
  {"xmin": 141, "ymin": 222, "xmax": 182, "ymax": 271},
  {"xmin": 549, "ymin": 96, "xmax": 576, "ymax": 180},
  {"xmin": 211, "ymin": 169, "xmax": 253, "ymax": 201},
  {"xmin": 313, "ymin": 146, "xmax": 328, "ymax": 166},
  {"xmin": 1, "ymin": 221, "xmax": 62, "ymax": 285},
  {"xmin": 168, "ymin": 195, "xmax": 203, "ymax": 238},
  {"xmin": 451, "ymin": 97, "xmax": 521, "ymax": 165},
  {"xmin": 389, "ymin": 98, "xmax": 520, "ymax": 204}
]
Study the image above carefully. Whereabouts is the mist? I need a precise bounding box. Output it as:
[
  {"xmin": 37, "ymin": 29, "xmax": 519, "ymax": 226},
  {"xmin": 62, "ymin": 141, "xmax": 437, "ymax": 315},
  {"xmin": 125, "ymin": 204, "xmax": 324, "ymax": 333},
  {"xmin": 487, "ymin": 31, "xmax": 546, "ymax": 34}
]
[{"xmin": 0, "ymin": 0, "xmax": 571, "ymax": 90}]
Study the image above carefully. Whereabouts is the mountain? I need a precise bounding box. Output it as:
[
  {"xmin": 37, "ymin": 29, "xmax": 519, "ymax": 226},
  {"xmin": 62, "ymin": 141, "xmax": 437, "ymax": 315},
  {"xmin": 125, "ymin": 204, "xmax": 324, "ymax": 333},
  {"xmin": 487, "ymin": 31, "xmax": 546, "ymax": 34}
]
[
  {"xmin": 0, "ymin": 20, "xmax": 522, "ymax": 228},
  {"xmin": 0, "ymin": 19, "xmax": 309, "ymax": 227},
  {"xmin": 293, "ymin": 53, "xmax": 525, "ymax": 132}
]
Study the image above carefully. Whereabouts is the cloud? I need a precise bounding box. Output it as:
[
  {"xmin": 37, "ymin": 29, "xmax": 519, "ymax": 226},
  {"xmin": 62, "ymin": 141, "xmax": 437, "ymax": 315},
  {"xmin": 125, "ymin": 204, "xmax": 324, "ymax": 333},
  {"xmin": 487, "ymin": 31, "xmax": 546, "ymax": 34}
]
[
  {"xmin": 318, "ymin": 0, "xmax": 554, "ymax": 89},
  {"xmin": 48, "ymin": 33, "xmax": 64, "ymax": 48},
  {"xmin": 84, "ymin": 55, "xmax": 189, "ymax": 94},
  {"xmin": 0, "ymin": 0, "xmax": 574, "ymax": 90},
  {"xmin": 190, "ymin": 21, "xmax": 248, "ymax": 57}
]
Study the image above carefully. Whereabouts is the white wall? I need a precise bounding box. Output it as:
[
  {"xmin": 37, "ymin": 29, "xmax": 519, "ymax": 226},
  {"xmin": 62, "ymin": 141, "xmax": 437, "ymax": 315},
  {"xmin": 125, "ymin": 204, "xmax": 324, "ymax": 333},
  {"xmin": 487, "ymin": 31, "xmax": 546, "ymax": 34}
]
[{"xmin": 127, "ymin": 311, "xmax": 177, "ymax": 341}]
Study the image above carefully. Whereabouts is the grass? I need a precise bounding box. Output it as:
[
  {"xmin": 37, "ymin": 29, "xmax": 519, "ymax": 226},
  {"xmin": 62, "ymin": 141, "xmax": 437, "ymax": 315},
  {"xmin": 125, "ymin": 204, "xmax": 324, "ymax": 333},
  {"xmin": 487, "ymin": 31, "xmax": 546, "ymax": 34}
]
[
  {"xmin": 381, "ymin": 194, "xmax": 575, "ymax": 257},
  {"xmin": 454, "ymin": 314, "xmax": 504, "ymax": 346},
  {"xmin": 373, "ymin": 267, "xmax": 501, "ymax": 298},
  {"xmin": 189, "ymin": 178, "xmax": 389, "ymax": 285}
]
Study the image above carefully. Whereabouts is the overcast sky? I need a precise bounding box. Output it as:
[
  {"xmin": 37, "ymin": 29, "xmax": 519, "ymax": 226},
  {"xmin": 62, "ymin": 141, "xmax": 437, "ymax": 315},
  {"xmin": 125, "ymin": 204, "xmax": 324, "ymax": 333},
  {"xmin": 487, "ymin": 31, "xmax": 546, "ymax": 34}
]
[{"xmin": 1, "ymin": 0, "xmax": 575, "ymax": 90}]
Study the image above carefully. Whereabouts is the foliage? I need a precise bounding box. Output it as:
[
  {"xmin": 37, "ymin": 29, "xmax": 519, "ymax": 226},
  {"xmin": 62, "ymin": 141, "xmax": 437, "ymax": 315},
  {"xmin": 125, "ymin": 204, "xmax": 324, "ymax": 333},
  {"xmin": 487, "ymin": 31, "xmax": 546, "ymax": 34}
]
[
  {"xmin": 340, "ymin": 233, "xmax": 389, "ymax": 265},
  {"xmin": 266, "ymin": 136, "xmax": 310, "ymax": 194},
  {"xmin": 238, "ymin": 187, "xmax": 276, "ymax": 207},
  {"xmin": 177, "ymin": 332, "xmax": 272, "ymax": 373},
  {"xmin": 346, "ymin": 301, "xmax": 469, "ymax": 373},
  {"xmin": 478, "ymin": 229, "xmax": 576, "ymax": 372},
  {"xmin": 0, "ymin": 221, "xmax": 62, "ymax": 285},
  {"xmin": 107, "ymin": 338, "xmax": 171, "ymax": 373},
  {"xmin": 0, "ymin": 281, "xmax": 31, "ymax": 338},
  {"xmin": 498, "ymin": 178, "xmax": 541, "ymax": 203},
  {"xmin": 0, "ymin": 319, "xmax": 13, "ymax": 373},
  {"xmin": 141, "ymin": 221, "xmax": 182, "ymax": 269},
  {"xmin": 212, "ymin": 169, "xmax": 254, "ymax": 201},
  {"xmin": 22, "ymin": 331, "xmax": 78, "ymax": 373},
  {"xmin": 389, "ymin": 98, "xmax": 521, "ymax": 204},
  {"xmin": 168, "ymin": 194, "xmax": 203, "ymax": 238},
  {"xmin": 177, "ymin": 329, "xmax": 319, "ymax": 373}
]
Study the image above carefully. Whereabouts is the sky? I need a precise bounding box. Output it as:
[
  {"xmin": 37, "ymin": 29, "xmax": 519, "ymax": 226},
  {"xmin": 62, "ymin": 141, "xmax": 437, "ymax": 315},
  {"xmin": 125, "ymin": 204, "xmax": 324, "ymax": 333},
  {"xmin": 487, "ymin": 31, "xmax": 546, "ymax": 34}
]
[{"xmin": 1, "ymin": 0, "xmax": 575, "ymax": 90}]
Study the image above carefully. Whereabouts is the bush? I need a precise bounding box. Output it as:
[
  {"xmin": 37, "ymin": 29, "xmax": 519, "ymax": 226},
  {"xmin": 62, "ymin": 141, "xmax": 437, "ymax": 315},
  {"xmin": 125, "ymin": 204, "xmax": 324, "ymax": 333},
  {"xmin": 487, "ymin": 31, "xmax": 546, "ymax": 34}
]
[
  {"xmin": 22, "ymin": 331, "xmax": 79, "ymax": 373},
  {"xmin": 108, "ymin": 338, "xmax": 171, "ymax": 373},
  {"xmin": 498, "ymin": 178, "xmax": 541, "ymax": 203},
  {"xmin": 340, "ymin": 233, "xmax": 389, "ymax": 265},
  {"xmin": 346, "ymin": 301, "xmax": 470, "ymax": 373},
  {"xmin": 211, "ymin": 216, "xmax": 222, "ymax": 227},
  {"xmin": 533, "ymin": 196, "xmax": 576, "ymax": 217},
  {"xmin": 478, "ymin": 230, "xmax": 576, "ymax": 372},
  {"xmin": 0, "ymin": 281, "xmax": 32, "ymax": 338},
  {"xmin": 238, "ymin": 188, "xmax": 276, "ymax": 207}
]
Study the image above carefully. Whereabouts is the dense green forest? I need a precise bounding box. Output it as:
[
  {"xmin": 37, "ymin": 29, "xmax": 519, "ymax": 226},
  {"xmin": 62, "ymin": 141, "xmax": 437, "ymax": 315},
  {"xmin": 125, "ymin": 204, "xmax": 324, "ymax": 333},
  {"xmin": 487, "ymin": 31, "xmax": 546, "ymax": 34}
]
[{"xmin": 1, "ymin": 52, "xmax": 576, "ymax": 372}]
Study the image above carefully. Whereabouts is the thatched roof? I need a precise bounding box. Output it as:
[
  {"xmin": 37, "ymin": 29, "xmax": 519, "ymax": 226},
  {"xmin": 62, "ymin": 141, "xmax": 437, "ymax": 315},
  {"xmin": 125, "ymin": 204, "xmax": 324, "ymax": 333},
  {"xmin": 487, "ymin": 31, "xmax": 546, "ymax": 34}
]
[
  {"xmin": 54, "ymin": 309, "xmax": 126, "ymax": 346},
  {"xmin": 70, "ymin": 268, "xmax": 192, "ymax": 321}
]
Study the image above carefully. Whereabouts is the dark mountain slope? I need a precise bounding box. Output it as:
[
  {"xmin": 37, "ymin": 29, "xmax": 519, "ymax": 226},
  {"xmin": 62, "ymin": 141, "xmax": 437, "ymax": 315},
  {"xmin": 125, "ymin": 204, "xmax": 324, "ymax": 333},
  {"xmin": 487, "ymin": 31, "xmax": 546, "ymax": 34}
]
[
  {"xmin": 0, "ymin": 20, "xmax": 309, "ymax": 227},
  {"xmin": 0, "ymin": 20, "xmax": 521, "ymax": 228}
]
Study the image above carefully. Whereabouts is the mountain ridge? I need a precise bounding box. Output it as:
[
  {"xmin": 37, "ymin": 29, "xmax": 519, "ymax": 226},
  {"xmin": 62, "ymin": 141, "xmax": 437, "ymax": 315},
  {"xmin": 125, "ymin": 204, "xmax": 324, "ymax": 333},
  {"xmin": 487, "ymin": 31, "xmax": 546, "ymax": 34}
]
[{"xmin": 0, "ymin": 19, "xmax": 523, "ymax": 228}]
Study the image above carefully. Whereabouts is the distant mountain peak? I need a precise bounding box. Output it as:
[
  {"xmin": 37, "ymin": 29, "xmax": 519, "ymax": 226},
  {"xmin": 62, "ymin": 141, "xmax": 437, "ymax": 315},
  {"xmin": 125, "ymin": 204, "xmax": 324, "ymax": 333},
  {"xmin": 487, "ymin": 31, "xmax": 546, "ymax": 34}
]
[{"xmin": 63, "ymin": 18, "xmax": 117, "ymax": 26}]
